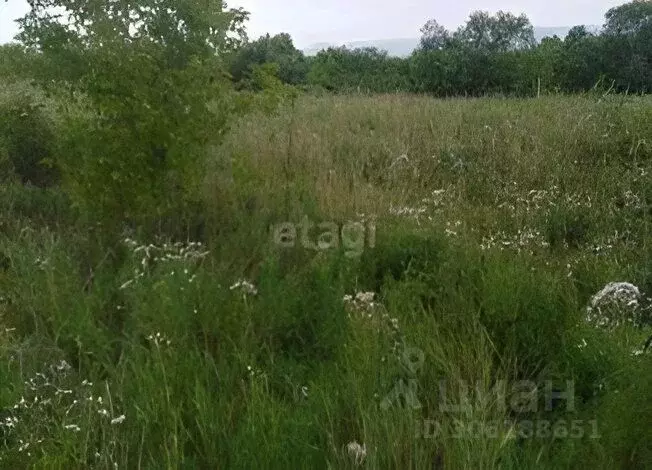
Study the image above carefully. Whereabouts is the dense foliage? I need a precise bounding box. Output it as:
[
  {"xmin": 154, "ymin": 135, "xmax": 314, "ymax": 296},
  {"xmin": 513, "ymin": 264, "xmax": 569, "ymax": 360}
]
[
  {"xmin": 3, "ymin": 2, "xmax": 650, "ymax": 98},
  {"xmin": 229, "ymin": 2, "xmax": 650, "ymax": 96},
  {"xmin": 0, "ymin": 1, "xmax": 651, "ymax": 468},
  {"xmin": 3, "ymin": 0, "xmax": 252, "ymax": 238}
]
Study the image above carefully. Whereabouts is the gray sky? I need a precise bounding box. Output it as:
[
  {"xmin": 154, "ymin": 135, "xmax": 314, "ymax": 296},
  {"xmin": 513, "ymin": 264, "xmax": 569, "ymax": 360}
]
[{"xmin": 0, "ymin": 0, "xmax": 628, "ymax": 48}]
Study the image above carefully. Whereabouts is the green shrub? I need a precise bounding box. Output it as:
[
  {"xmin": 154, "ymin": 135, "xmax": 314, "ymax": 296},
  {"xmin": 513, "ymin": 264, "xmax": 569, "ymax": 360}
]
[{"xmin": 0, "ymin": 82, "xmax": 60, "ymax": 188}]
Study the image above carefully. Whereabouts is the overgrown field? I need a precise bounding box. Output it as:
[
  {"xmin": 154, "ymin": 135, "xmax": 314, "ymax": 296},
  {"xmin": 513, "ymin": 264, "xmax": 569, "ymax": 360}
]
[{"xmin": 1, "ymin": 91, "xmax": 652, "ymax": 469}]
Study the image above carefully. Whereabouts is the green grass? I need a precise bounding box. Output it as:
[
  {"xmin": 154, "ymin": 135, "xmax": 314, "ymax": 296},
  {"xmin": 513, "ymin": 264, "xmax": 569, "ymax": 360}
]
[{"xmin": 1, "ymin": 92, "xmax": 651, "ymax": 469}]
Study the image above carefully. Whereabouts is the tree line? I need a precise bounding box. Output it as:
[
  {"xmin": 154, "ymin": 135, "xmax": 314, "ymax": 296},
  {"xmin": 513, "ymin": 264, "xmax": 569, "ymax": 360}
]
[
  {"xmin": 1, "ymin": 1, "xmax": 650, "ymax": 100},
  {"xmin": 227, "ymin": 1, "xmax": 651, "ymax": 96}
]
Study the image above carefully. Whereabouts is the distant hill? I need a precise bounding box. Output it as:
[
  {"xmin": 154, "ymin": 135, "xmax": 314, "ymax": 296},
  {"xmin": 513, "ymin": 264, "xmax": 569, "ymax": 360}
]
[{"xmin": 303, "ymin": 26, "xmax": 601, "ymax": 57}]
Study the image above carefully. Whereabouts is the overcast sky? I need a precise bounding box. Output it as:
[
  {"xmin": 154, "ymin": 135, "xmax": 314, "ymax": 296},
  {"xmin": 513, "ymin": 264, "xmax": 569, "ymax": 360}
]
[{"xmin": 0, "ymin": 0, "xmax": 628, "ymax": 48}]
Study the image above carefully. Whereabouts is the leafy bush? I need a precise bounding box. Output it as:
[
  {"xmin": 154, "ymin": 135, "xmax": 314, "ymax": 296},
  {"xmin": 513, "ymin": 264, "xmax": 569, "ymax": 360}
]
[
  {"xmin": 17, "ymin": 1, "xmax": 250, "ymax": 238},
  {"xmin": 0, "ymin": 82, "xmax": 60, "ymax": 188}
]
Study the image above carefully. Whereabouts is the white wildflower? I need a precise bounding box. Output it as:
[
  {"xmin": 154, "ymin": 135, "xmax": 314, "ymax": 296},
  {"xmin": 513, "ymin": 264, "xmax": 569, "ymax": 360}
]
[
  {"xmin": 230, "ymin": 280, "xmax": 258, "ymax": 296},
  {"xmin": 586, "ymin": 282, "xmax": 645, "ymax": 329},
  {"xmin": 111, "ymin": 414, "xmax": 126, "ymax": 425},
  {"xmin": 346, "ymin": 441, "xmax": 367, "ymax": 466}
]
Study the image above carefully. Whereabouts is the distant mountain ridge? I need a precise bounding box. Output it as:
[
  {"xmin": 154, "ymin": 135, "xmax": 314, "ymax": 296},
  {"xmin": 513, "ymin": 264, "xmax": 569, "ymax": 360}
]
[{"xmin": 303, "ymin": 26, "xmax": 601, "ymax": 57}]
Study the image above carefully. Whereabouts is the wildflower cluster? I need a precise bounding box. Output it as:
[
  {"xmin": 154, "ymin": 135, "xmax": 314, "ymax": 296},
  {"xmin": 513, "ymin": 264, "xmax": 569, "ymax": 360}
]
[
  {"xmin": 343, "ymin": 292, "xmax": 402, "ymax": 355},
  {"xmin": 120, "ymin": 238, "xmax": 209, "ymax": 290},
  {"xmin": 443, "ymin": 220, "xmax": 463, "ymax": 238},
  {"xmin": 147, "ymin": 332, "xmax": 172, "ymax": 348},
  {"xmin": 346, "ymin": 441, "xmax": 367, "ymax": 466},
  {"xmin": 480, "ymin": 227, "xmax": 550, "ymax": 252},
  {"xmin": 585, "ymin": 282, "xmax": 651, "ymax": 330},
  {"xmin": 229, "ymin": 280, "xmax": 258, "ymax": 296},
  {"xmin": 587, "ymin": 230, "xmax": 634, "ymax": 254},
  {"xmin": 497, "ymin": 187, "xmax": 559, "ymax": 213},
  {"xmin": 0, "ymin": 360, "xmax": 125, "ymax": 462},
  {"xmin": 388, "ymin": 188, "xmax": 451, "ymax": 224},
  {"xmin": 612, "ymin": 190, "xmax": 647, "ymax": 212},
  {"xmin": 421, "ymin": 188, "xmax": 449, "ymax": 208},
  {"xmin": 388, "ymin": 204, "xmax": 427, "ymax": 220},
  {"xmin": 496, "ymin": 186, "xmax": 595, "ymax": 215}
]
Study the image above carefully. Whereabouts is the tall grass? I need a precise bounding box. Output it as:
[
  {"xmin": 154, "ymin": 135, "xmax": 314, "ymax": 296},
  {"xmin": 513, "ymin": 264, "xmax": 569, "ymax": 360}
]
[{"xmin": 1, "ymin": 92, "xmax": 651, "ymax": 469}]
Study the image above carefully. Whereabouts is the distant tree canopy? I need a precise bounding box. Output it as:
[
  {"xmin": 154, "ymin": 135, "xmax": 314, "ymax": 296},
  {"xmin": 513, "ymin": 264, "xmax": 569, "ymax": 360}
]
[
  {"xmin": 229, "ymin": 33, "xmax": 309, "ymax": 88},
  {"xmin": 2, "ymin": 0, "xmax": 651, "ymax": 97},
  {"xmin": 307, "ymin": 46, "xmax": 410, "ymax": 93},
  {"xmin": 419, "ymin": 20, "xmax": 451, "ymax": 51},
  {"xmin": 454, "ymin": 10, "xmax": 536, "ymax": 53},
  {"xmin": 604, "ymin": 0, "xmax": 652, "ymax": 35},
  {"xmin": 601, "ymin": 0, "xmax": 652, "ymax": 92},
  {"xmin": 298, "ymin": 3, "xmax": 650, "ymax": 96}
]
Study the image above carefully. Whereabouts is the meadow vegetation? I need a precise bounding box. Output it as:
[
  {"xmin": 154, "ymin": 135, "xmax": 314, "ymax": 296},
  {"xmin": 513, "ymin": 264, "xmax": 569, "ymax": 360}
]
[
  {"xmin": 1, "ymin": 1, "xmax": 651, "ymax": 469},
  {"xmin": 2, "ymin": 85, "xmax": 651, "ymax": 468}
]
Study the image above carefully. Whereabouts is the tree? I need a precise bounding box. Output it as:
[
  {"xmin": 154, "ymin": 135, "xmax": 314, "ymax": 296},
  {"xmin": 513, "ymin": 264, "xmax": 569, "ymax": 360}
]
[
  {"xmin": 534, "ymin": 36, "xmax": 565, "ymax": 92},
  {"xmin": 307, "ymin": 46, "xmax": 410, "ymax": 93},
  {"xmin": 15, "ymin": 0, "xmax": 250, "ymax": 234},
  {"xmin": 0, "ymin": 43, "xmax": 32, "ymax": 80},
  {"xmin": 419, "ymin": 19, "xmax": 451, "ymax": 51},
  {"xmin": 603, "ymin": 0, "xmax": 652, "ymax": 92},
  {"xmin": 230, "ymin": 33, "xmax": 309, "ymax": 87},
  {"xmin": 566, "ymin": 25, "xmax": 593, "ymax": 43},
  {"xmin": 604, "ymin": 0, "xmax": 652, "ymax": 36},
  {"xmin": 557, "ymin": 32, "xmax": 606, "ymax": 91},
  {"xmin": 455, "ymin": 10, "xmax": 536, "ymax": 53}
]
